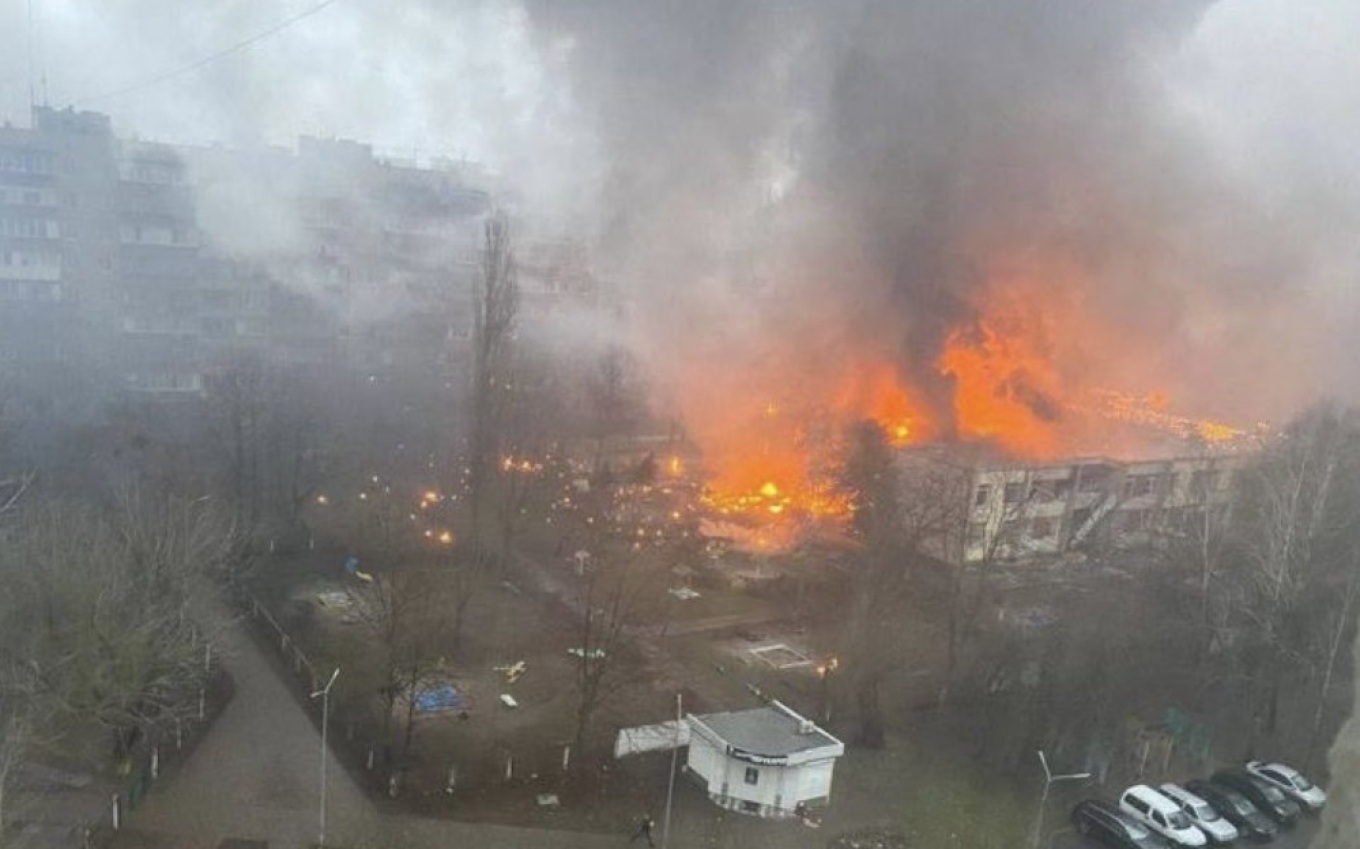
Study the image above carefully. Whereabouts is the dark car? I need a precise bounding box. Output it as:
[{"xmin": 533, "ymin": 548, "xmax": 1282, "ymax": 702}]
[
  {"xmin": 1211, "ymin": 769, "xmax": 1302, "ymax": 826},
  {"xmin": 1072, "ymin": 799, "xmax": 1173, "ymax": 849},
  {"xmin": 1186, "ymin": 780, "xmax": 1279, "ymax": 842}
]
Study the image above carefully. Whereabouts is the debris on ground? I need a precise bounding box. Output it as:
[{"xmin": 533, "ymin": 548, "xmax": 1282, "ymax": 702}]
[{"xmin": 827, "ymin": 826, "xmax": 910, "ymax": 849}]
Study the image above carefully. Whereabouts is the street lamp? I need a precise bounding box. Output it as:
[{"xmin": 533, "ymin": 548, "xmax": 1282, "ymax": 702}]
[
  {"xmin": 310, "ymin": 667, "xmax": 341, "ymax": 848},
  {"xmin": 1029, "ymin": 749, "xmax": 1090, "ymax": 849},
  {"xmin": 661, "ymin": 692, "xmax": 683, "ymax": 849}
]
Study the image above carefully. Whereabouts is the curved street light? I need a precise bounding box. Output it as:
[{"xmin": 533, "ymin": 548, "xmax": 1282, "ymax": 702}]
[
  {"xmin": 310, "ymin": 667, "xmax": 341, "ymax": 848},
  {"xmin": 1030, "ymin": 749, "xmax": 1090, "ymax": 849}
]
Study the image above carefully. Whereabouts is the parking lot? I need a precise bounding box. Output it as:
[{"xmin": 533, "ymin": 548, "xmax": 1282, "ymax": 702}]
[{"xmin": 1049, "ymin": 813, "xmax": 1320, "ymax": 849}]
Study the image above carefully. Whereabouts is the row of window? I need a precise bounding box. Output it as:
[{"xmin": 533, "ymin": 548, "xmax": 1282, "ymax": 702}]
[
  {"xmin": 0, "ymin": 217, "xmax": 59, "ymax": 239},
  {"xmin": 0, "ymin": 249, "xmax": 61, "ymax": 269},
  {"xmin": 0, "ymin": 148, "xmax": 55, "ymax": 175},
  {"xmin": 118, "ymin": 160, "xmax": 185, "ymax": 185},
  {"xmin": 0, "ymin": 279, "xmax": 61, "ymax": 301},
  {"xmin": 970, "ymin": 504, "xmax": 1218, "ymax": 545},
  {"xmin": 121, "ymin": 315, "xmax": 268, "ymax": 337},
  {"xmin": 0, "ymin": 186, "xmax": 56, "ymax": 206},
  {"xmin": 975, "ymin": 469, "xmax": 1229, "ymax": 508},
  {"xmin": 118, "ymin": 223, "xmax": 196, "ymax": 246},
  {"xmin": 126, "ymin": 371, "xmax": 203, "ymax": 393}
]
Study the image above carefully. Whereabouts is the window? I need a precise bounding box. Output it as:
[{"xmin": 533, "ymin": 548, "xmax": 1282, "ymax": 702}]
[
  {"xmin": 1003, "ymin": 482, "xmax": 1024, "ymax": 504},
  {"xmin": 1124, "ymin": 476, "xmax": 1153, "ymax": 498},
  {"xmin": 744, "ymin": 767, "xmax": 759, "ymax": 786},
  {"xmin": 1030, "ymin": 517, "xmax": 1055, "ymax": 539},
  {"xmin": 973, "ymin": 484, "xmax": 990, "ymax": 507}
]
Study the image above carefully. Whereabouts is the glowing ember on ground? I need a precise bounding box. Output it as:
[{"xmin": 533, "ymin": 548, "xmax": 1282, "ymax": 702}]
[{"xmin": 679, "ymin": 254, "xmax": 1259, "ymax": 553}]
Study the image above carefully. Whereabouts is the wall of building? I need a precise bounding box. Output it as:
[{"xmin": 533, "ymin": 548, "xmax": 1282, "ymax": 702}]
[
  {"xmin": 0, "ymin": 105, "xmax": 497, "ymax": 405},
  {"xmin": 685, "ymin": 732, "xmax": 837, "ymax": 817},
  {"xmin": 909, "ymin": 449, "xmax": 1248, "ymax": 565}
]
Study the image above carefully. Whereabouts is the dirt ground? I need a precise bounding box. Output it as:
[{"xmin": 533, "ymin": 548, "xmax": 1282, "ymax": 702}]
[{"xmin": 246, "ymin": 485, "xmax": 1354, "ymax": 849}]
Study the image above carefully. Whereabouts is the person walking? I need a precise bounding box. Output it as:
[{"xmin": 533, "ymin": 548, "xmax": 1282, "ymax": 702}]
[{"xmin": 629, "ymin": 813, "xmax": 655, "ymax": 847}]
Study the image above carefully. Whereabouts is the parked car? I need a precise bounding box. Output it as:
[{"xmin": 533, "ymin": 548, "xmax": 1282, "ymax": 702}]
[
  {"xmin": 1211, "ymin": 769, "xmax": 1302, "ymax": 826},
  {"xmin": 1244, "ymin": 761, "xmax": 1327, "ymax": 811},
  {"xmin": 1119, "ymin": 785, "xmax": 1207, "ymax": 847},
  {"xmin": 1158, "ymin": 783, "xmax": 1240, "ymax": 844},
  {"xmin": 1185, "ymin": 780, "xmax": 1278, "ymax": 842},
  {"xmin": 1072, "ymin": 799, "xmax": 1173, "ymax": 849}
]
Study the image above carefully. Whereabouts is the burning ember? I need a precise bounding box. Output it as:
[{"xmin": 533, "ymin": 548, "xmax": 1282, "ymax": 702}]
[{"xmin": 683, "ymin": 255, "xmax": 1257, "ymax": 553}]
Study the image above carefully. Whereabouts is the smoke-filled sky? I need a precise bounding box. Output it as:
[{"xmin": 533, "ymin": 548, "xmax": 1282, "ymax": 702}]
[{"xmin": 1, "ymin": 0, "xmax": 1358, "ymax": 438}]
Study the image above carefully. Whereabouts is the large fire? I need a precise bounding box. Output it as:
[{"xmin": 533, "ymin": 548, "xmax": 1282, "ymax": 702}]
[{"xmin": 685, "ymin": 253, "xmax": 1253, "ymax": 553}]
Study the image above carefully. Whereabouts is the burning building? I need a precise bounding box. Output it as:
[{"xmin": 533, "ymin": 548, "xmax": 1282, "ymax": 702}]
[
  {"xmin": 908, "ymin": 446, "xmax": 1245, "ymax": 566},
  {"xmin": 524, "ymin": 1, "xmax": 1332, "ymax": 562}
]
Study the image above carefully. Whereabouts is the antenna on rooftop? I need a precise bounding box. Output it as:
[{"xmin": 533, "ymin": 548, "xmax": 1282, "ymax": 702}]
[
  {"xmin": 26, "ymin": 0, "xmax": 48, "ymax": 109},
  {"xmin": 26, "ymin": 0, "xmax": 36, "ymax": 109}
]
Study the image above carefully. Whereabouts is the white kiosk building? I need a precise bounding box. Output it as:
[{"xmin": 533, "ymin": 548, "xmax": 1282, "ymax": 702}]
[{"xmin": 684, "ymin": 700, "xmax": 844, "ymax": 818}]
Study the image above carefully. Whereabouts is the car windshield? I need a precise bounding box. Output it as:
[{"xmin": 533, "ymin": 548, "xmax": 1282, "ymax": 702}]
[
  {"xmin": 1193, "ymin": 803, "xmax": 1220, "ymax": 822},
  {"xmin": 1167, "ymin": 810, "xmax": 1192, "ymax": 829}
]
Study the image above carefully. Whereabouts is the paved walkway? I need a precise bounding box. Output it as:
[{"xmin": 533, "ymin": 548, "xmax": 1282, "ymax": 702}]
[{"xmin": 111, "ymin": 595, "xmax": 624, "ymax": 849}]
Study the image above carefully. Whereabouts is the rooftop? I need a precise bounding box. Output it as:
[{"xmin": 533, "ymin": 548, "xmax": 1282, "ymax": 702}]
[{"xmin": 692, "ymin": 701, "xmax": 840, "ymax": 757}]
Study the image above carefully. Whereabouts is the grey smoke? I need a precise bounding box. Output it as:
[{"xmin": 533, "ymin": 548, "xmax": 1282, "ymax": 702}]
[
  {"xmin": 1, "ymin": 0, "xmax": 1357, "ymax": 427},
  {"xmin": 521, "ymin": 0, "xmax": 1359, "ymax": 432}
]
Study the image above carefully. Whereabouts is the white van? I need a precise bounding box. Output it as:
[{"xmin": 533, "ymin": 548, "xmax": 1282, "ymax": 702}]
[
  {"xmin": 1119, "ymin": 784, "xmax": 1207, "ymax": 847},
  {"xmin": 1158, "ymin": 783, "xmax": 1240, "ymax": 844}
]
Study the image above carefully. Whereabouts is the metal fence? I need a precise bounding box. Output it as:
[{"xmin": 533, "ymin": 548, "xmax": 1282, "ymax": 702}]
[{"xmin": 75, "ymin": 649, "xmax": 235, "ymax": 848}]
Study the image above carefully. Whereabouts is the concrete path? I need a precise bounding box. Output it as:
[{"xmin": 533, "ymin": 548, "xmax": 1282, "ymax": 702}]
[{"xmin": 111, "ymin": 595, "xmax": 623, "ymax": 849}]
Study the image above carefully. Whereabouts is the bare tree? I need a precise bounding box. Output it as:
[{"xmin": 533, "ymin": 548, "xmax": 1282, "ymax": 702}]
[
  {"xmin": 466, "ymin": 212, "xmax": 520, "ymax": 564},
  {"xmin": 205, "ymin": 353, "xmax": 269, "ymax": 533},
  {"xmin": 204, "ymin": 355, "xmax": 326, "ymax": 542},
  {"xmin": 567, "ymin": 553, "xmax": 662, "ymax": 769},
  {"xmin": 838, "ymin": 421, "xmax": 911, "ymax": 748},
  {"xmin": 0, "ymin": 696, "xmax": 37, "ymax": 847},
  {"xmin": 1231, "ymin": 404, "xmax": 1360, "ymax": 745},
  {"xmin": 0, "ymin": 493, "xmax": 237, "ymax": 794},
  {"xmin": 0, "ymin": 473, "xmax": 33, "ymax": 517},
  {"xmin": 347, "ymin": 567, "xmax": 456, "ymax": 761},
  {"xmin": 487, "ymin": 349, "xmax": 567, "ymax": 566}
]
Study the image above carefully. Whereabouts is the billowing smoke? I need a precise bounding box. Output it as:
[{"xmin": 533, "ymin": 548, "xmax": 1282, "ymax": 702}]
[
  {"xmin": 2, "ymin": 0, "xmax": 1356, "ymax": 442},
  {"xmin": 521, "ymin": 0, "xmax": 1358, "ymax": 447}
]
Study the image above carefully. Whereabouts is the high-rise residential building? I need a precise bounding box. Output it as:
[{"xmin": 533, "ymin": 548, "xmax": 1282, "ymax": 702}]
[{"xmin": 0, "ymin": 105, "xmax": 494, "ymax": 403}]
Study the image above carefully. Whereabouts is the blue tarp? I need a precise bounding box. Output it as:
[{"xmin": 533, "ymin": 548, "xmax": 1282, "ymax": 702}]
[{"xmin": 414, "ymin": 684, "xmax": 463, "ymax": 713}]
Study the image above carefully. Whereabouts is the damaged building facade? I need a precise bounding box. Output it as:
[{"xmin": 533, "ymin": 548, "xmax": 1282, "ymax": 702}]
[{"xmin": 903, "ymin": 445, "xmax": 1245, "ymax": 565}]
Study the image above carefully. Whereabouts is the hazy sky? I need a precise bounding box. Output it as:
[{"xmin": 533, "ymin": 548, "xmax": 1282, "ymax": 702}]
[
  {"xmin": 0, "ymin": 0, "xmax": 1356, "ymax": 426},
  {"xmin": 1, "ymin": 2, "xmax": 1353, "ymax": 217}
]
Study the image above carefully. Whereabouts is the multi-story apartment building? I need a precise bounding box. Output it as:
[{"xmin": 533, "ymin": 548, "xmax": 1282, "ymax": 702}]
[{"xmin": 0, "ymin": 105, "xmax": 494, "ymax": 401}]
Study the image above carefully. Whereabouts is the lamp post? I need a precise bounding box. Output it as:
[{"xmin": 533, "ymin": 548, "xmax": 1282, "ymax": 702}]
[
  {"xmin": 661, "ymin": 692, "xmax": 683, "ymax": 849},
  {"xmin": 310, "ymin": 667, "xmax": 341, "ymax": 848},
  {"xmin": 1030, "ymin": 749, "xmax": 1090, "ymax": 849}
]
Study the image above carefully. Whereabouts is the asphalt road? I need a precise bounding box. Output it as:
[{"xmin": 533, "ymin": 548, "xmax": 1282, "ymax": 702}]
[{"xmin": 1049, "ymin": 813, "xmax": 1320, "ymax": 849}]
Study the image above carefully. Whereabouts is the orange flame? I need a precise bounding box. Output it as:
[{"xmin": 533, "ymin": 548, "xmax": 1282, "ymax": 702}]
[{"xmin": 677, "ymin": 252, "xmax": 1253, "ymax": 552}]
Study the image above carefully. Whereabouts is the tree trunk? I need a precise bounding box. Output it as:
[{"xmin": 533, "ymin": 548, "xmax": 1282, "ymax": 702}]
[
  {"xmin": 401, "ymin": 663, "xmax": 420, "ymax": 759},
  {"xmin": 856, "ymin": 673, "xmax": 884, "ymax": 749}
]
